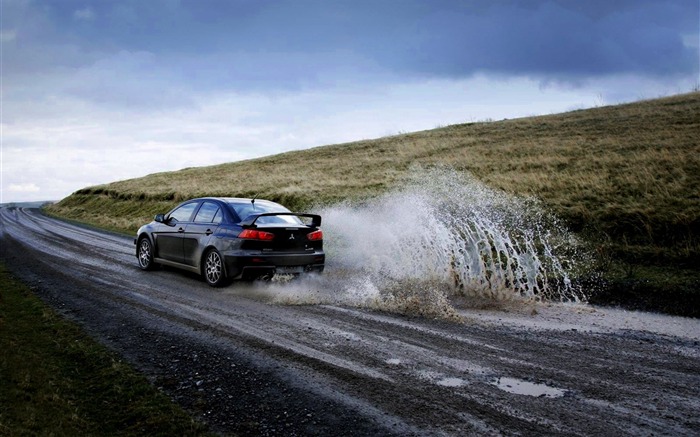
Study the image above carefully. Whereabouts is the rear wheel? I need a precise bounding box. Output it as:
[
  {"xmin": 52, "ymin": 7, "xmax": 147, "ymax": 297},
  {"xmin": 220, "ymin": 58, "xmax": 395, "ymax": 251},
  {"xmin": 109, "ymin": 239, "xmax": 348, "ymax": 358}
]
[
  {"xmin": 203, "ymin": 248, "xmax": 229, "ymax": 287},
  {"xmin": 137, "ymin": 237, "xmax": 156, "ymax": 271}
]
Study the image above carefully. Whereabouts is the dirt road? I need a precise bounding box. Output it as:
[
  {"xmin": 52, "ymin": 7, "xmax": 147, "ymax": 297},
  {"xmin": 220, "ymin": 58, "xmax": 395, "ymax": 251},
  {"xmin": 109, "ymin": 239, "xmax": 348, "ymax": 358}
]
[{"xmin": 1, "ymin": 207, "xmax": 698, "ymax": 436}]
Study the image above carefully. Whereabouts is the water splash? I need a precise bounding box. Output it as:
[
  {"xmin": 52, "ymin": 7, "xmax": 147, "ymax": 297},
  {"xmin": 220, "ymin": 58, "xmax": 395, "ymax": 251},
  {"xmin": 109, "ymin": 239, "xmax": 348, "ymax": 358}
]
[
  {"xmin": 254, "ymin": 167, "xmax": 585, "ymax": 318},
  {"xmin": 322, "ymin": 167, "xmax": 583, "ymax": 297}
]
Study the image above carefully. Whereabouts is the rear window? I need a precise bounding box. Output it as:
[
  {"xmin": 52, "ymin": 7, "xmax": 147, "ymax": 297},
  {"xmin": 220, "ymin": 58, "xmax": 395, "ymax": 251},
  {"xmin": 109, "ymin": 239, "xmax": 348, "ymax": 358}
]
[{"xmin": 228, "ymin": 200, "xmax": 303, "ymax": 225}]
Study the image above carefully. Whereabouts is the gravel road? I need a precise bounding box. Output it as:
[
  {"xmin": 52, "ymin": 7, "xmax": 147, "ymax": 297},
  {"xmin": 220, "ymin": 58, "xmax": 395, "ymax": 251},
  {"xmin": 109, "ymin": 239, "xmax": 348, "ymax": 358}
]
[{"xmin": 1, "ymin": 207, "xmax": 698, "ymax": 436}]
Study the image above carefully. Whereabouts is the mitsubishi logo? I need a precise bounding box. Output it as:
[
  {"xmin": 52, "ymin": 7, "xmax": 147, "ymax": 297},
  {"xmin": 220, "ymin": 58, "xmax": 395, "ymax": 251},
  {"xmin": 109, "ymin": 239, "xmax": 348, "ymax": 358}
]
[{"xmin": 289, "ymin": 234, "xmax": 295, "ymax": 240}]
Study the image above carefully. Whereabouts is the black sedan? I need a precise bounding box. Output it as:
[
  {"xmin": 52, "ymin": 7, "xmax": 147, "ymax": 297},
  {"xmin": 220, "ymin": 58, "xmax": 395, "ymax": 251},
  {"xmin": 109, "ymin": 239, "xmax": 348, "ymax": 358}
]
[{"xmin": 135, "ymin": 197, "xmax": 324, "ymax": 286}]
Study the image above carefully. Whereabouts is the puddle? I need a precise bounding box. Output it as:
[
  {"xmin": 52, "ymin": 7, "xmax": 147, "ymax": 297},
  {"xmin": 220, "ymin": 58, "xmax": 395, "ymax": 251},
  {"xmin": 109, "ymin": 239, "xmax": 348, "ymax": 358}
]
[
  {"xmin": 491, "ymin": 377, "xmax": 566, "ymax": 398},
  {"xmin": 437, "ymin": 377, "xmax": 467, "ymax": 387}
]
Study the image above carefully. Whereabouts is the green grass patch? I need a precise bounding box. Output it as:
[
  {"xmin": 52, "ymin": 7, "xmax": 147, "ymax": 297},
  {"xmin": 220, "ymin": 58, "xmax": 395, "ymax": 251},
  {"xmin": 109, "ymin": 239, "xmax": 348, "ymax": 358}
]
[
  {"xmin": 585, "ymin": 262, "xmax": 700, "ymax": 317},
  {"xmin": 0, "ymin": 264, "xmax": 211, "ymax": 436}
]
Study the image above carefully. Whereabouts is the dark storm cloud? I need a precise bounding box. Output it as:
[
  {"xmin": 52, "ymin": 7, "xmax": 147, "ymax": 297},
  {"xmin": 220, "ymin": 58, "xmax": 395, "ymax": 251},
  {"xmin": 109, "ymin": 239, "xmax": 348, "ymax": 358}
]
[
  {"xmin": 396, "ymin": 0, "xmax": 698, "ymax": 79},
  {"xmin": 5, "ymin": 0, "xmax": 697, "ymax": 93}
]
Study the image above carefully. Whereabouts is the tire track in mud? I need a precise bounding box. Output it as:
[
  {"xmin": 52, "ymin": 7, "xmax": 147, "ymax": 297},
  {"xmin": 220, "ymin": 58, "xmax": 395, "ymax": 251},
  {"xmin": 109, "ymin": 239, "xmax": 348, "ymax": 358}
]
[{"xmin": 1, "ymin": 207, "xmax": 699, "ymax": 436}]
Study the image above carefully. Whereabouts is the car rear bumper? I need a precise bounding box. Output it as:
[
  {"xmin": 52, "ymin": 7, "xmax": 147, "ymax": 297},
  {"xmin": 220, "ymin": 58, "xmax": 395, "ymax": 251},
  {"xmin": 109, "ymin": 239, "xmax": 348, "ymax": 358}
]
[{"xmin": 223, "ymin": 251, "xmax": 325, "ymax": 280}]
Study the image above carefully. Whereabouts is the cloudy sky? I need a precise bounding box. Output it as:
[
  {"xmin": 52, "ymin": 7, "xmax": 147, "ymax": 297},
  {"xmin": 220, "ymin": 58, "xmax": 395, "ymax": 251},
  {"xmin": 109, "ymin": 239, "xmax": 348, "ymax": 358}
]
[{"xmin": 1, "ymin": 0, "xmax": 698, "ymax": 203}]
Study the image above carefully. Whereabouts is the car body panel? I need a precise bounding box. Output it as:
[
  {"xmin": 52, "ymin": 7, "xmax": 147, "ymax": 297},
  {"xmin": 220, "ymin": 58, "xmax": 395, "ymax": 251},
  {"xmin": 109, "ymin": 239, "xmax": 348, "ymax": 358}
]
[
  {"xmin": 183, "ymin": 223, "xmax": 216, "ymax": 266},
  {"xmin": 154, "ymin": 222, "xmax": 186, "ymax": 263}
]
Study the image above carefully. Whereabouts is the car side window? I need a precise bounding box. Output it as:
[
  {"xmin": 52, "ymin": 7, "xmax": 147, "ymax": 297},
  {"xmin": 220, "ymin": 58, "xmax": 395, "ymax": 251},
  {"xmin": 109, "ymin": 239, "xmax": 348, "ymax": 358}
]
[
  {"xmin": 168, "ymin": 202, "xmax": 198, "ymax": 223},
  {"xmin": 194, "ymin": 202, "xmax": 221, "ymax": 224},
  {"xmin": 212, "ymin": 208, "xmax": 223, "ymax": 224}
]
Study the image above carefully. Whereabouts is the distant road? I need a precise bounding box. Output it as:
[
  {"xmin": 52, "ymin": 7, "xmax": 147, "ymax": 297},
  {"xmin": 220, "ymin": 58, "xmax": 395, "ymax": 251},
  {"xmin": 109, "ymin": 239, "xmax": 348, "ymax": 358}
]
[{"xmin": 1, "ymin": 207, "xmax": 698, "ymax": 436}]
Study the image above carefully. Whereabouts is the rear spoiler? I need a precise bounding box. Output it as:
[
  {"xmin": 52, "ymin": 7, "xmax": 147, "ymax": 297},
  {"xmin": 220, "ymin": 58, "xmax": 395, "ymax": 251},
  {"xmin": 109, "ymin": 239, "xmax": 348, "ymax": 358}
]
[{"xmin": 240, "ymin": 212, "xmax": 322, "ymax": 228}]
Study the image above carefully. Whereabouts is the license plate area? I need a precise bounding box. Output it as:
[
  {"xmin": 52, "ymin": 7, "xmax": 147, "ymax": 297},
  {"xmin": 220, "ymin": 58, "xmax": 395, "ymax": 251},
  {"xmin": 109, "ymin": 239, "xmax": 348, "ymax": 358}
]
[{"xmin": 276, "ymin": 266, "xmax": 304, "ymax": 274}]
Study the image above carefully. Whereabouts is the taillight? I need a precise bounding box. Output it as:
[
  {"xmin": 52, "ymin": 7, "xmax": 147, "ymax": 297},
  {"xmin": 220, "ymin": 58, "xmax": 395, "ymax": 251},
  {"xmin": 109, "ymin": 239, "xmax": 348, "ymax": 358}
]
[
  {"xmin": 307, "ymin": 230, "xmax": 323, "ymax": 241},
  {"xmin": 238, "ymin": 229, "xmax": 275, "ymax": 241}
]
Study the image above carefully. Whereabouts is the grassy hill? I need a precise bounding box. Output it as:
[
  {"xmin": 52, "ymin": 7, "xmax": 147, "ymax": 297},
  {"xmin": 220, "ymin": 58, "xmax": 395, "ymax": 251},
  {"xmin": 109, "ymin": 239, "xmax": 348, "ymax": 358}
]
[{"xmin": 47, "ymin": 92, "xmax": 700, "ymax": 315}]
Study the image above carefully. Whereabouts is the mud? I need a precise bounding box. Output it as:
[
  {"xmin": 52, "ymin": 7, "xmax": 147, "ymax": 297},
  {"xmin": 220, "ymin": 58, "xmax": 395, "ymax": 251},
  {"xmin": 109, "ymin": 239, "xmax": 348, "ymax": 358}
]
[{"xmin": 1, "ymin": 207, "xmax": 699, "ymax": 436}]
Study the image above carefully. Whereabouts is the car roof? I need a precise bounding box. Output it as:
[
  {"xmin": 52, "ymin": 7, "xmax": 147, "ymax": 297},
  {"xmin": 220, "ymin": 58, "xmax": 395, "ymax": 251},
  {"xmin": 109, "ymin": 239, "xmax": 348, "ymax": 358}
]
[
  {"xmin": 192, "ymin": 197, "xmax": 249, "ymax": 202},
  {"xmin": 194, "ymin": 197, "xmax": 280, "ymax": 205}
]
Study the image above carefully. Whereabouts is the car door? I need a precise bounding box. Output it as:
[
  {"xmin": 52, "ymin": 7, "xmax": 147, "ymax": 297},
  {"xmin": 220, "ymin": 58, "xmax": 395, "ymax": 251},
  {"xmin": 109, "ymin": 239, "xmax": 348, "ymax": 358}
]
[
  {"xmin": 156, "ymin": 201, "xmax": 199, "ymax": 263},
  {"xmin": 183, "ymin": 201, "xmax": 223, "ymax": 267}
]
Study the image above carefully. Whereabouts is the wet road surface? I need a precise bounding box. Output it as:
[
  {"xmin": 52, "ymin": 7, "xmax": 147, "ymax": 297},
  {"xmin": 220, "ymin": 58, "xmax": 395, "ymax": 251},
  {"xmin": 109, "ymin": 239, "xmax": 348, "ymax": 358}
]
[{"xmin": 1, "ymin": 207, "xmax": 699, "ymax": 436}]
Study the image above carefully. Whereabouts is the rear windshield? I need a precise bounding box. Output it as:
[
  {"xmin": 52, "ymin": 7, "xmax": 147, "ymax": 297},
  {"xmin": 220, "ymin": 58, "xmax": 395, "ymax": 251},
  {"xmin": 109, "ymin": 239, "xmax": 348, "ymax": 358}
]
[{"xmin": 228, "ymin": 200, "xmax": 304, "ymax": 226}]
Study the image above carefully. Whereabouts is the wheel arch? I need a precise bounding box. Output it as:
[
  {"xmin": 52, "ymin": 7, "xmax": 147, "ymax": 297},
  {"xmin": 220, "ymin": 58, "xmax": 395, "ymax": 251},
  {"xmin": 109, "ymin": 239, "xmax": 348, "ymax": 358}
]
[{"xmin": 137, "ymin": 232, "xmax": 155, "ymax": 252}]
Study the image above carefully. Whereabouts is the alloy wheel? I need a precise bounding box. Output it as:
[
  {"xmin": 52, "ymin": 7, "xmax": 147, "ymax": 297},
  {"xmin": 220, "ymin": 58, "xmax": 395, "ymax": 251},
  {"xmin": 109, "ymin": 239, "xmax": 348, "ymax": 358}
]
[
  {"xmin": 205, "ymin": 250, "xmax": 223, "ymax": 284},
  {"xmin": 138, "ymin": 239, "xmax": 152, "ymax": 269}
]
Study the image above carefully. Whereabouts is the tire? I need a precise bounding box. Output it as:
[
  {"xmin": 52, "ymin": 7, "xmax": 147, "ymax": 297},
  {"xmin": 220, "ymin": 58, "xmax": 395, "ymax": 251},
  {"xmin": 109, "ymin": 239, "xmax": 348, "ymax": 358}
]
[
  {"xmin": 137, "ymin": 237, "xmax": 156, "ymax": 271},
  {"xmin": 203, "ymin": 248, "xmax": 229, "ymax": 287}
]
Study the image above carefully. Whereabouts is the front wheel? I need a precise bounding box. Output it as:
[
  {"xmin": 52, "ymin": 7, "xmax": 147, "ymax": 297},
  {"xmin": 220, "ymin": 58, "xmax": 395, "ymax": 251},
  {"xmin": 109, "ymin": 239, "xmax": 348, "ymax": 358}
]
[
  {"xmin": 137, "ymin": 237, "xmax": 156, "ymax": 271},
  {"xmin": 203, "ymin": 249, "xmax": 230, "ymax": 287}
]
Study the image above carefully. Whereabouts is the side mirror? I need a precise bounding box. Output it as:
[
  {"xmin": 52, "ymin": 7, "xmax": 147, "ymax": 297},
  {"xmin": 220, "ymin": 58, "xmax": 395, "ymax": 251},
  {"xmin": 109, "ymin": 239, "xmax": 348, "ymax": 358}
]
[{"xmin": 155, "ymin": 214, "xmax": 165, "ymax": 223}]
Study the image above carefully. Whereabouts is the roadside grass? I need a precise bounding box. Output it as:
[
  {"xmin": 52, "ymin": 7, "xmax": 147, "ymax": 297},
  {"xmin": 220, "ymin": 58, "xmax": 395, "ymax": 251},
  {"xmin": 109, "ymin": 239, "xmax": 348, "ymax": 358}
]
[
  {"xmin": 46, "ymin": 92, "xmax": 700, "ymax": 314},
  {"xmin": 0, "ymin": 264, "xmax": 212, "ymax": 436},
  {"xmin": 585, "ymin": 262, "xmax": 700, "ymax": 317}
]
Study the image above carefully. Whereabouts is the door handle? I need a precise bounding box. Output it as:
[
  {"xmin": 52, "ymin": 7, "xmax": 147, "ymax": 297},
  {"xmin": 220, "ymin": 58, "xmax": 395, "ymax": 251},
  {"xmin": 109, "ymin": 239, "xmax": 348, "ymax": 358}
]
[
  {"xmin": 178, "ymin": 227, "xmax": 185, "ymax": 233},
  {"xmin": 205, "ymin": 229, "xmax": 213, "ymax": 235}
]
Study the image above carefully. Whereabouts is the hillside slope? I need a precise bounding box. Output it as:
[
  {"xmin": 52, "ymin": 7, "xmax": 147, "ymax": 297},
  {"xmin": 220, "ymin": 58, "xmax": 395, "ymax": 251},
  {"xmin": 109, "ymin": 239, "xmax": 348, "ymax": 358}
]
[{"xmin": 47, "ymin": 93, "xmax": 700, "ymax": 314}]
